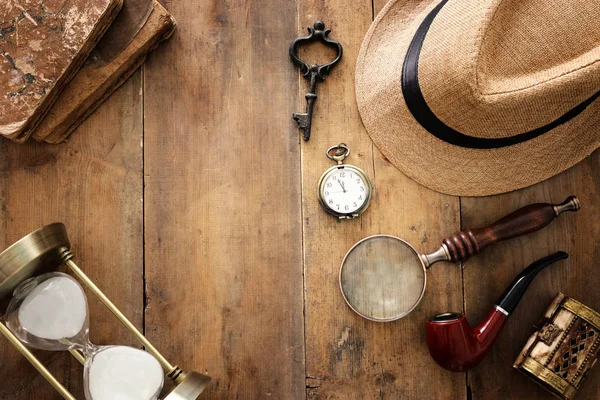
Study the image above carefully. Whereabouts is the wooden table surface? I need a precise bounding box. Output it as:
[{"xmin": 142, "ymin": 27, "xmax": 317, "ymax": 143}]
[{"xmin": 1, "ymin": 1, "xmax": 599, "ymax": 399}]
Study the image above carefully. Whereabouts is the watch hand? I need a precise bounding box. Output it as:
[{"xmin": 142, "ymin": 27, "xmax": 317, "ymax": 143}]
[{"xmin": 338, "ymin": 180, "xmax": 347, "ymax": 193}]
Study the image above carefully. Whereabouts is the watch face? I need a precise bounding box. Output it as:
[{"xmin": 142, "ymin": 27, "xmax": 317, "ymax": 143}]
[{"xmin": 320, "ymin": 166, "xmax": 370, "ymax": 216}]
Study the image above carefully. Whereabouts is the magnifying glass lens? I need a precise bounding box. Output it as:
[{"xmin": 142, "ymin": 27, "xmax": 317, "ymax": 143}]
[{"xmin": 340, "ymin": 236, "xmax": 425, "ymax": 321}]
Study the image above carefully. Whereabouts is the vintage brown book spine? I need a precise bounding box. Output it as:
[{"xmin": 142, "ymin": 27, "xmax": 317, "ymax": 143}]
[
  {"xmin": 33, "ymin": 0, "xmax": 176, "ymax": 144},
  {"xmin": 0, "ymin": 0, "xmax": 124, "ymax": 143}
]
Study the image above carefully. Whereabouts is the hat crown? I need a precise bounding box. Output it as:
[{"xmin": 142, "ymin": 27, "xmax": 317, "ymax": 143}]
[
  {"xmin": 478, "ymin": 0, "xmax": 600, "ymax": 96},
  {"xmin": 355, "ymin": 0, "xmax": 600, "ymax": 195},
  {"xmin": 417, "ymin": 0, "xmax": 600, "ymax": 139}
]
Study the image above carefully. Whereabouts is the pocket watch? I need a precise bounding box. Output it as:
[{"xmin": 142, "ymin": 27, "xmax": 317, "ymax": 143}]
[{"xmin": 318, "ymin": 143, "xmax": 373, "ymax": 219}]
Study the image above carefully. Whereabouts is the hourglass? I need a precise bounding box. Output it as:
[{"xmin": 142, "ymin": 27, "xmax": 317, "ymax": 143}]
[{"xmin": 0, "ymin": 223, "xmax": 211, "ymax": 400}]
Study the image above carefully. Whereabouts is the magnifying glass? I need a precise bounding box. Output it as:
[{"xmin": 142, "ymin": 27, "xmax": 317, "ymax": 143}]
[{"xmin": 339, "ymin": 196, "xmax": 580, "ymax": 322}]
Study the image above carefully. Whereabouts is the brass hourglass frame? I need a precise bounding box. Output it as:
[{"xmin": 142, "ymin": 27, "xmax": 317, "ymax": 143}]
[{"xmin": 0, "ymin": 223, "xmax": 210, "ymax": 400}]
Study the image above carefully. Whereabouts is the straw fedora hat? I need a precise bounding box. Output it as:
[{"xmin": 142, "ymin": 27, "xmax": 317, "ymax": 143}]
[{"xmin": 356, "ymin": 0, "xmax": 600, "ymax": 196}]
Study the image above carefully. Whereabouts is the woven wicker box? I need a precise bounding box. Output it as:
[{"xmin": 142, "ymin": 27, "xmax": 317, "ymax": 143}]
[{"xmin": 514, "ymin": 293, "xmax": 600, "ymax": 399}]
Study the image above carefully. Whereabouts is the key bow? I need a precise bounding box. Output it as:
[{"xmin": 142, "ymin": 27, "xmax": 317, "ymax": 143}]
[{"xmin": 290, "ymin": 21, "xmax": 343, "ymax": 141}]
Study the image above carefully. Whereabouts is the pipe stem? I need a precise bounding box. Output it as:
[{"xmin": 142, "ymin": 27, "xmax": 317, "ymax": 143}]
[{"xmin": 496, "ymin": 251, "xmax": 568, "ymax": 315}]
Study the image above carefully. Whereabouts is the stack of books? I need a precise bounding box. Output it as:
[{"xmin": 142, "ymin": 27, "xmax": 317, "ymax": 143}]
[{"xmin": 0, "ymin": 0, "xmax": 176, "ymax": 143}]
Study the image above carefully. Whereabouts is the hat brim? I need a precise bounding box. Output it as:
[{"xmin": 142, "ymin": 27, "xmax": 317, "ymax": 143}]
[{"xmin": 355, "ymin": 0, "xmax": 600, "ymax": 196}]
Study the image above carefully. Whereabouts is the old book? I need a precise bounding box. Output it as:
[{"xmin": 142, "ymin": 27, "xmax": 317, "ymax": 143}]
[
  {"xmin": 0, "ymin": 0, "xmax": 123, "ymax": 143},
  {"xmin": 34, "ymin": 0, "xmax": 176, "ymax": 143}
]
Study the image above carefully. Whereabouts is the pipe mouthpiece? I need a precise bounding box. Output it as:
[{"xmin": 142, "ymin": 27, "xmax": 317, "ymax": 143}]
[{"xmin": 496, "ymin": 251, "xmax": 568, "ymax": 315}]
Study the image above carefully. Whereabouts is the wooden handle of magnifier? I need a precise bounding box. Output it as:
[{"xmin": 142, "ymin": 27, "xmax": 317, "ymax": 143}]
[{"xmin": 442, "ymin": 196, "xmax": 580, "ymax": 263}]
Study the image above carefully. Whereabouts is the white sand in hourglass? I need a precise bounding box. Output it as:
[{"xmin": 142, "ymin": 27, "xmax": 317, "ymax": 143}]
[
  {"xmin": 11, "ymin": 273, "xmax": 166, "ymax": 400},
  {"xmin": 87, "ymin": 346, "xmax": 164, "ymax": 400},
  {"xmin": 18, "ymin": 276, "xmax": 87, "ymax": 340}
]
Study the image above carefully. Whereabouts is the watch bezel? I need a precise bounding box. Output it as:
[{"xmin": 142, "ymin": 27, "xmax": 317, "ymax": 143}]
[{"xmin": 317, "ymin": 164, "xmax": 373, "ymax": 219}]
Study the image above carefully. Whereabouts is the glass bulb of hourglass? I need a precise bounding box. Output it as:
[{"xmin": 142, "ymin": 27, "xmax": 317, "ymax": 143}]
[
  {"xmin": 85, "ymin": 346, "xmax": 164, "ymax": 400},
  {"xmin": 6, "ymin": 272, "xmax": 89, "ymax": 350},
  {"xmin": 5, "ymin": 272, "xmax": 165, "ymax": 400}
]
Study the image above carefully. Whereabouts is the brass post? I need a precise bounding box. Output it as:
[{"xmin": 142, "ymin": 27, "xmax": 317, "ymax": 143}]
[
  {"xmin": 58, "ymin": 248, "xmax": 185, "ymax": 384},
  {"xmin": 0, "ymin": 322, "xmax": 76, "ymax": 400},
  {"xmin": 69, "ymin": 349, "xmax": 86, "ymax": 365}
]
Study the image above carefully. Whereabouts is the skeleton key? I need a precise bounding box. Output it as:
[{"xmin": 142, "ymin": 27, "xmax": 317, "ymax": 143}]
[{"xmin": 290, "ymin": 21, "xmax": 343, "ymax": 141}]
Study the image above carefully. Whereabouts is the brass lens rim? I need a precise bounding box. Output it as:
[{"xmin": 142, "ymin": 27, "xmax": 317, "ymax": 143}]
[{"xmin": 339, "ymin": 234, "xmax": 427, "ymax": 322}]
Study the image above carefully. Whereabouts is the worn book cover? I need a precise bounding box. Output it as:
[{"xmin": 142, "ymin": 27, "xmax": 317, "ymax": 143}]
[
  {"xmin": 33, "ymin": 0, "xmax": 176, "ymax": 143},
  {"xmin": 0, "ymin": 0, "xmax": 123, "ymax": 143}
]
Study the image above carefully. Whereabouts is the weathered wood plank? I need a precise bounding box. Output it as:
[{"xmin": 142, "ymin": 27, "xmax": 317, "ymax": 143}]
[
  {"xmin": 300, "ymin": 1, "xmax": 464, "ymax": 398},
  {"xmin": 142, "ymin": 0, "xmax": 305, "ymax": 398},
  {"xmin": 2, "ymin": 1, "xmax": 596, "ymax": 399},
  {"xmin": 0, "ymin": 71, "xmax": 144, "ymax": 399},
  {"xmin": 464, "ymin": 151, "xmax": 600, "ymax": 400}
]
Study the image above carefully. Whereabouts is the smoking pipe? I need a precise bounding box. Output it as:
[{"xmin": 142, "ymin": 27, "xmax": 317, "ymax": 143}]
[{"xmin": 426, "ymin": 251, "xmax": 569, "ymax": 372}]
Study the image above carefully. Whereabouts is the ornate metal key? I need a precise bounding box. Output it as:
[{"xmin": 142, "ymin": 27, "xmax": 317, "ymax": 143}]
[{"xmin": 290, "ymin": 21, "xmax": 343, "ymax": 141}]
